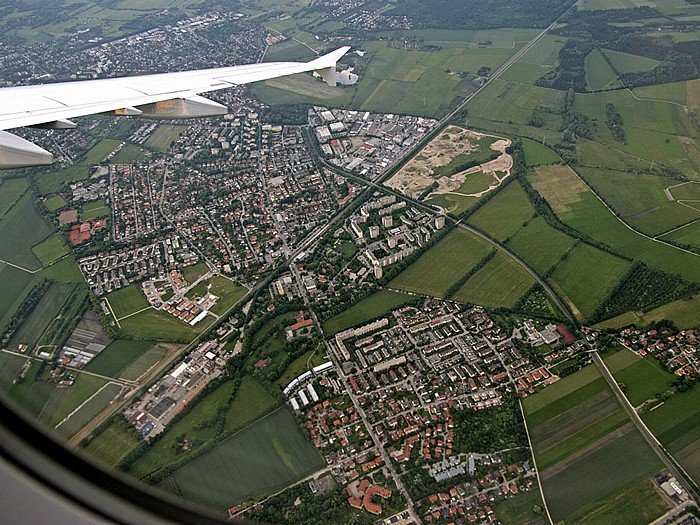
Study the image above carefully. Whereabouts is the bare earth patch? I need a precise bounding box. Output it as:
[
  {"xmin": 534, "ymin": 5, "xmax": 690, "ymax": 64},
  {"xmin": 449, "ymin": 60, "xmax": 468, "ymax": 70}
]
[{"xmin": 386, "ymin": 126, "xmax": 512, "ymax": 205}]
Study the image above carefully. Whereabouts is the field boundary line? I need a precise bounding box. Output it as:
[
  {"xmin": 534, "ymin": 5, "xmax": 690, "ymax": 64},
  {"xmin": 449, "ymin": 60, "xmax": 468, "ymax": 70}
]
[
  {"xmin": 117, "ymin": 305, "xmax": 153, "ymax": 322},
  {"xmin": 54, "ymin": 381, "xmax": 116, "ymax": 430},
  {"xmin": 103, "ymin": 297, "xmax": 121, "ymax": 329},
  {"xmin": 0, "ymin": 257, "xmax": 38, "ymax": 273},
  {"xmin": 565, "ymin": 165, "xmax": 699, "ymax": 258},
  {"xmin": 518, "ymin": 399, "xmax": 554, "ymax": 525}
]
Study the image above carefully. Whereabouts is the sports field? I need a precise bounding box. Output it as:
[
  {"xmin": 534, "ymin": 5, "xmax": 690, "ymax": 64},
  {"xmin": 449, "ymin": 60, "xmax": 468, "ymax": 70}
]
[
  {"xmin": 322, "ymin": 290, "xmax": 413, "ymax": 336},
  {"xmin": 166, "ymin": 408, "xmax": 323, "ymax": 510},
  {"xmin": 43, "ymin": 194, "xmax": 67, "ymax": 211},
  {"xmin": 524, "ymin": 365, "xmax": 668, "ymax": 523},
  {"xmin": 453, "ymin": 250, "xmax": 535, "ymax": 308},
  {"xmin": 390, "ymin": 228, "xmax": 492, "ymax": 297}
]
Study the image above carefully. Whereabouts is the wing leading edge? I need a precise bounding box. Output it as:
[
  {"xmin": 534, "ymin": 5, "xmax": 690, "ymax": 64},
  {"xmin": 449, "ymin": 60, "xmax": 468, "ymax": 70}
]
[{"xmin": 0, "ymin": 46, "xmax": 350, "ymax": 169}]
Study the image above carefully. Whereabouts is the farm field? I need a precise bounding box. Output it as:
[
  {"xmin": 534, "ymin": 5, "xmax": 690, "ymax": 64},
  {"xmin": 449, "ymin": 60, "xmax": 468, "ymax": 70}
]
[
  {"xmin": 549, "ymin": 243, "xmax": 630, "ymax": 321},
  {"xmin": 165, "ymin": 408, "xmax": 323, "ymax": 511},
  {"xmin": 500, "ymin": 35, "xmax": 565, "ymax": 85},
  {"xmin": 82, "ymin": 421, "xmax": 142, "ymax": 468},
  {"xmin": 522, "ymin": 139, "xmax": 560, "ymax": 166},
  {"xmin": 322, "ymin": 290, "xmax": 414, "ymax": 336},
  {"xmin": 0, "ymin": 194, "xmax": 52, "ymax": 271},
  {"xmin": 491, "ymin": 488, "xmax": 547, "ymax": 525},
  {"xmin": 453, "ymin": 250, "xmax": 535, "ymax": 308},
  {"xmin": 594, "ymin": 293, "xmax": 700, "ymax": 330},
  {"xmin": 0, "ymin": 352, "xmax": 27, "ymax": 390},
  {"xmin": 85, "ymin": 340, "xmax": 152, "ymax": 378},
  {"xmin": 0, "ymin": 263, "xmax": 39, "ymax": 332},
  {"xmin": 506, "ymin": 216, "xmax": 577, "ymax": 275},
  {"xmin": 528, "ymin": 163, "xmax": 700, "ymax": 283},
  {"xmin": 602, "ymin": 48, "xmax": 660, "ymax": 74},
  {"xmin": 0, "ymin": 177, "xmax": 29, "ymax": 218},
  {"xmin": 119, "ymin": 344, "xmax": 168, "ymax": 382},
  {"xmin": 145, "ymin": 124, "xmax": 187, "ymax": 152},
  {"xmin": 7, "ymin": 282, "xmax": 75, "ymax": 352},
  {"xmin": 467, "ymin": 182, "xmax": 535, "ymax": 241},
  {"xmin": 32, "ymin": 234, "xmax": 69, "ymax": 266},
  {"xmin": 106, "ymin": 284, "xmax": 149, "ymax": 319},
  {"xmin": 642, "ymin": 383, "xmax": 700, "ymax": 484},
  {"xmin": 607, "ymin": 352, "xmax": 675, "ymax": 406},
  {"xmin": 117, "ymin": 306, "xmax": 205, "ymax": 341},
  {"xmin": 54, "ymin": 382, "xmax": 123, "ymax": 439},
  {"xmin": 523, "ymin": 365, "xmax": 668, "ymax": 523},
  {"xmin": 223, "ymin": 376, "xmax": 279, "ymax": 434},
  {"xmin": 585, "ymin": 48, "xmax": 621, "ymax": 91},
  {"xmin": 38, "ymin": 254, "xmax": 85, "ymax": 283},
  {"xmin": 389, "ymin": 228, "xmax": 492, "ymax": 297}
]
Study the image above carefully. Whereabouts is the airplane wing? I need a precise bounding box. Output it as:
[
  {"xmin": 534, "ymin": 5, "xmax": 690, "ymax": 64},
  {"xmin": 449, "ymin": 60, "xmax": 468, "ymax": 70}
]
[{"xmin": 0, "ymin": 46, "xmax": 350, "ymax": 169}]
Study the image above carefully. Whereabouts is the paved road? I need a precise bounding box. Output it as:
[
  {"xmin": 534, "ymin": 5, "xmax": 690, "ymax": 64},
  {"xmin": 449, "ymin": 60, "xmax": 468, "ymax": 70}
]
[{"xmin": 591, "ymin": 351, "xmax": 698, "ymax": 504}]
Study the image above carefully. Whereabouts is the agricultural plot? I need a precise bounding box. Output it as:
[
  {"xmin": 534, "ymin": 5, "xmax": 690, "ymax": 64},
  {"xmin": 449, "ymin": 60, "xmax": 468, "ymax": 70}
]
[
  {"xmin": 0, "ymin": 177, "xmax": 29, "ymax": 218},
  {"xmin": 118, "ymin": 345, "xmax": 168, "ymax": 382},
  {"xmin": 7, "ymin": 282, "xmax": 75, "ymax": 352},
  {"xmin": 660, "ymin": 220, "xmax": 700, "ymax": 249},
  {"xmin": 165, "ymin": 408, "xmax": 323, "ymax": 511},
  {"xmin": 32, "ymin": 234, "xmax": 69, "ymax": 266},
  {"xmin": 0, "ymin": 353, "xmax": 27, "ymax": 390},
  {"xmin": 105, "ymin": 284, "xmax": 149, "ymax": 319},
  {"xmin": 607, "ymin": 352, "xmax": 675, "ymax": 406},
  {"xmin": 585, "ymin": 48, "xmax": 622, "ymax": 91},
  {"xmin": 453, "ymin": 251, "xmax": 535, "ymax": 308},
  {"xmin": 577, "ymin": 166, "xmax": 700, "ymax": 236},
  {"xmin": 85, "ymin": 340, "xmax": 152, "ymax": 378},
  {"xmin": 54, "ymin": 382, "xmax": 123, "ymax": 439},
  {"xmin": 467, "ymin": 182, "xmax": 535, "ymax": 241},
  {"xmin": 500, "ymin": 36, "xmax": 565, "ymax": 85},
  {"xmin": 82, "ymin": 139, "xmax": 121, "ymax": 165},
  {"xmin": 223, "ymin": 376, "xmax": 279, "ymax": 434},
  {"xmin": 643, "ymin": 384, "xmax": 700, "ymax": 484},
  {"xmin": 0, "ymin": 264, "xmax": 38, "ymax": 331},
  {"xmin": 38, "ymin": 254, "xmax": 85, "ymax": 283},
  {"xmin": 631, "ymin": 81, "xmax": 688, "ymax": 106},
  {"xmin": 602, "ymin": 48, "xmax": 660, "ymax": 74},
  {"xmin": 528, "ymin": 163, "xmax": 700, "ymax": 283},
  {"xmin": 491, "ymin": 489, "xmax": 547, "ymax": 525},
  {"xmin": 322, "ymin": 290, "xmax": 414, "ymax": 336},
  {"xmin": 506, "ymin": 216, "xmax": 577, "ymax": 275},
  {"xmin": 594, "ymin": 293, "xmax": 700, "ymax": 330},
  {"xmin": 144, "ymin": 124, "xmax": 187, "ymax": 152},
  {"xmin": 82, "ymin": 421, "xmax": 142, "ymax": 468},
  {"xmin": 389, "ymin": 228, "xmax": 493, "ymax": 297},
  {"xmin": 522, "ymin": 139, "xmax": 560, "ymax": 166},
  {"xmin": 523, "ymin": 365, "xmax": 668, "ymax": 523},
  {"xmin": 549, "ymin": 243, "xmax": 631, "ymax": 321},
  {"xmin": 0, "ymin": 194, "xmax": 52, "ymax": 271}
]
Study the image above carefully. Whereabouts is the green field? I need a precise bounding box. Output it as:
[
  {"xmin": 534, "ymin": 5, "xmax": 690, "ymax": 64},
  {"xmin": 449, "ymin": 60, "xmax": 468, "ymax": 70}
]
[
  {"xmin": 32, "ymin": 234, "xmax": 69, "ymax": 266},
  {"xmin": 276, "ymin": 349, "xmax": 327, "ymax": 389},
  {"xmin": 322, "ymin": 290, "xmax": 413, "ymax": 336},
  {"xmin": 82, "ymin": 421, "xmax": 142, "ymax": 468},
  {"xmin": 0, "ymin": 352, "xmax": 27, "ymax": 390},
  {"xmin": 0, "ymin": 264, "xmax": 39, "ymax": 332},
  {"xmin": 453, "ymin": 250, "xmax": 535, "ymax": 308},
  {"xmin": 181, "ymin": 262, "xmax": 209, "ymax": 283},
  {"xmin": 223, "ymin": 376, "xmax": 279, "ymax": 434},
  {"xmin": 117, "ymin": 308, "xmax": 204, "ymax": 342},
  {"xmin": 390, "ymin": 228, "xmax": 492, "ymax": 297},
  {"xmin": 119, "ymin": 345, "xmax": 168, "ymax": 382},
  {"xmin": 0, "ymin": 194, "xmax": 53, "ymax": 271},
  {"xmin": 0, "ymin": 178, "xmax": 29, "ymax": 218},
  {"xmin": 110, "ymin": 144, "xmax": 144, "ymax": 164},
  {"xmin": 467, "ymin": 182, "xmax": 535, "ymax": 241},
  {"xmin": 145, "ymin": 124, "xmax": 188, "ymax": 152},
  {"xmin": 85, "ymin": 340, "xmax": 152, "ymax": 378},
  {"xmin": 602, "ymin": 48, "xmax": 660, "ymax": 74},
  {"xmin": 549, "ymin": 243, "xmax": 631, "ymax": 321},
  {"xmin": 529, "ymin": 164, "xmax": 700, "ymax": 284},
  {"xmin": 38, "ymin": 254, "xmax": 85, "ymax": 283},
  {"xmin": 507, "ymin": 216, "xmax": 577, "ymax": 275},
  {"xmin": 500, "ymin": 35, "xmax": 565, "ymax": 85},
  {"xmin": 106, "ymin": 284, "xmax": 149, "ymax": 319},
  {"xmin": 585, "ymin": 48, "xmax": 622, "ymax": 91},
  {"xmin": 7, "ymin": 282, "xmax": 75, "ymax": 352},
  {"xmin": 165, "ymin": 408, "xmax": 323, "ymax": 511},
  {"xmin": 594, "ymin": 293, "xmax": 700, "ymax": 330},
  {"xmin": 492, "ymin": 489, "xmax": 547, "ymax": 525},
  {"xmin": 43, "ymin": 194, "xmax": 68, "ymax": 211},
  {"xmin": 83, "ymin": 139, "xmax": 121, "ymax": 165},
  {"xmin": 55, "ymin": 382, "xmax": 123, "ymax": 439},
  {"xmin": 610, "ymin": 354, "xmax": 675, "ymax": 406},
  {"xmin": 200, "ymin": 277, "xmax": 246, "ymax": 316},
  {"xmin": 522, "ymin": 139, "xmax": 561, "ymax": 166},
  {"xmin": 81, "ymin": 199, "xmax": 110, "ymax": 219}
]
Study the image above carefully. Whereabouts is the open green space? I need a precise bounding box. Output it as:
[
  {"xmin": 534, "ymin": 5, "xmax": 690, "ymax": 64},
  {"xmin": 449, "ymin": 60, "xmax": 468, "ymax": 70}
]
[
  {"xmin": 0, "ymin": 264, "xmax": 38, "ymax": 332},
  {"xmin": 529, "ymin": 162, "xmax": 700, "ymax": 283},
  {"xmin": 32, "ymin": 234, "xmax": 69, "ymax": 266},
  {"xmin": 50, "ymin": 373, "xmax": 109, "ymax": 427},
  {"xmin": 85, "ymin": 340, "xmax": 152, "ymax": 378},
  {"xmin": 322, "ymin": 290, "xmax": 413, "ymax": 336},
  {"xmin": 492, "ymin": 489, "xmax": 548, "ymax": 525},
  {"xmin": 38, "ymin": 254, "xmax": 85, "ymax": 283},
  {"xmin": 82, "ymin": 421, "xmax": 142, "ymax": 468},
  {"xmin": 507, "ymin": 216, "xmax": 577, "ymax": 275},
  {"xmin": 200, "ymin": 277, "xmax": 246, "ymax": 316},
  {"xmin": 165, "ymin": 408, "xmax": 323, "ymax": 511},
  {"xmin": 585, "ymin": 48, "xmax": 622, "ymax": 91},
  {"xmin": 7, "ymin": 282, "xmax": 75, "ymax": 352},
  {"xmin": 106, "ymin": 284, "xmax": 149, "ymax": 319},
  {"xmin": 549, "ymin": 243, "xmax": 631, "ymax": 321},
  {"xmin": 612, "ymin": 356, "xmax": 675, "ymax": 406},
  {"xmin": 276, "ymin": 350, "xmax": 327, "ymax": 389},
  {"xmin": 522, "ymin": 139, "xmax": 561, "ymax": 167},
  {"xmin": 0, "ymin": 194, "xmax": 52, "ymax": 271},
  {"xmin": 453, "ymin": 171, "xmax": 498, "ymax": 195},
  {"xmin": 81, "ymin": 199, "xmax": 110, "ymax": 220},
  {"xmin": 602, "ymin": 48, "xmax": 661, "ymax": 74},
  {"xmin": 181, "ymin": 262, "xmax": 209, "ymax": 283},
  {"xmin": 110, "ymin": 144, "xmax": 144, "ymax": 164},
  {"xmin": 223, "ymin": 376, "xmax": 279, "ymax": 434},
  {"xmin": 453, "ymin": 250, "xmax": 535, "ymax": 308},
  {"xmin": 145, "ymin": 124, "xmax": 187, "ymax": 152},
  {"xmin": 36, "ymin": 165, "xmax": 92, "ymax": 195},
  {"xmin": 425, "ymin": 192, "xmax": 478, "ymax": 215},
  {"xmin": 0, "ymin": 353, "xmax": 27, "ymax": 390},
  {"xmin": 117, "ymin": 308, "xmax": 203, "ymax": 342},
  {"xmin": 390, "ymin": 228, "xmax": 492, "ymax": 297},
  {"xmin": 83, "ymin": 139, "xmax": 121, "ymax": 165},
  {"xmin": 55, "ymin": 382, "xmax": 123, "ymax": 439},
  {"xmin": 662, "ymin": 221, "xmax": 700, "ymax": 249},
  {"xmin": 467, "ymin": 182, "xmax": 535, "ymax": 241},
  {"xmin": 0, "ymin": 177, "xmax": 29, "ymax": 218},
  {"xmin": 119, "ymin": 345, "xmax": 168, "ymax": 382},
  {"xmin": 43, "ymin": 194, "xmax": 67, "ymax": 211},
  {"xmin": 523, "ymin": 365, "xmax": 603, "ymax": 418},
  {"xmin": 594, "ymin": 293, "xmax": 700, "ymax": 330}
]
